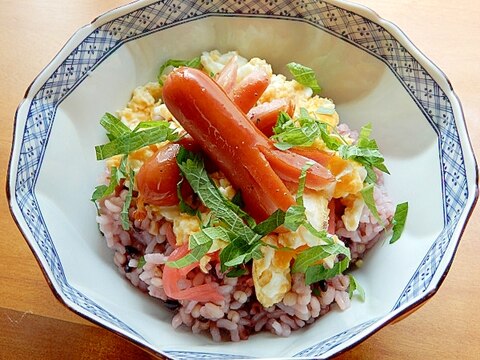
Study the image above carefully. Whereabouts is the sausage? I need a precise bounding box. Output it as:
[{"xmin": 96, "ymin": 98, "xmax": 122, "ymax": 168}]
[{"xmin": 162, "ymin": 67, "xmax": 334, "ymax": 221}]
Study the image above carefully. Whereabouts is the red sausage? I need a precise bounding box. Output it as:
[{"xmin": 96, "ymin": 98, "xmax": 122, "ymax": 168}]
[
  {"xmin": 162, "ymin": 67, "xmax": 334, "ymax": 221},
  {"xmin": 136, "ymin": 143, "xmax": 181, "ymax": 206}
]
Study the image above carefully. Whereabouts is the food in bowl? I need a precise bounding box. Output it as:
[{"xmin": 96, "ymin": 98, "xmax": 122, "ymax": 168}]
[{"xmin": 92, "ymin": 50, "xmax": 407, "ymax": 341}]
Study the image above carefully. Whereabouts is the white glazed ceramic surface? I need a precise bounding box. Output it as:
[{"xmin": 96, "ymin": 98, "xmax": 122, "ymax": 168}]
[{"xmin": 8, "ymin": 0, "xmax": 477, "ymax": 359}]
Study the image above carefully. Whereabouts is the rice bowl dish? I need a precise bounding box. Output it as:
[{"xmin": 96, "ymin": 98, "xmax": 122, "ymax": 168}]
[
  {"xmin": 93, "ymin": 50, "xmax": 407, "ymax": 341},
  {"xmin": 8, "ymin": 0, "xmax": 477, "ymax": 358}
]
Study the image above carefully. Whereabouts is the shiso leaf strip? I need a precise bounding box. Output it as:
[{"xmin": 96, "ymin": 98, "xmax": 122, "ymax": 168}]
[
  {"xmin": 158, "ymin": 56, "xmax": 202, "ymax": 85},
  {"xmin": 176, "ymin": 148, "xmax": 258, "ymax": 241},
  {"xmin": 348, "ymin": 274, "xmax": 366, "ymax": 301},
  {"xmin": 360, "ymin": 183, "xmax": 385, "ymax": 227},
  {"xmin": 91, "ymin": 166, "xmax": 120, "ymax": 202},
  {"xmin": 292, "ymin": 243, "xmax": 351, "ymax": 274},
  {"xmin": 95, "ymin": 120, "xmax": 179, "ymax": 160},
  {"xmin": 304, "ymin": 257, "xmax": 350, "ymax": 286},
  {"xmin": 100, "ymin": 112, "xmax": 131, "ymax": 140},
  {"xmin": 338, "ymin": 123, "xmax": 389, "ymax": 184},
  {"xmin": 271, "ymin": 109, "xmax": 321, "ymax": 150},
  {"xmin": 120, "ymin": 169, "xmax": 135, "ymax": 231},
  {"xmin": 286, "ymin": 62, "xmax": 322, "ymax": 94},
  {"xmin": 390, "ymin": 202, "xmax": 409, "ymax": 244}
]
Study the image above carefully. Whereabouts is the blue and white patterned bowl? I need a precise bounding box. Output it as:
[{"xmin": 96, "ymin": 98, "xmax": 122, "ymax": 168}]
[{"xmin": 8, "ymin": 0, "xmax": 478, "ymax": 358}]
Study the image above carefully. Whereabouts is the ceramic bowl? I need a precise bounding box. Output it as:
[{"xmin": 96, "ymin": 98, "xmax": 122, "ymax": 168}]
[{"xmin": 8, "ymin": 0, "xmax": 478, "ymax": 358}]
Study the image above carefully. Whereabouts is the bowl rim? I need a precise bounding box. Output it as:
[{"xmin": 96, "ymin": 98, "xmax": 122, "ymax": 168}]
[{"xmin": 7, "ymin": 0, "xmax": 478, "ymax": 358}]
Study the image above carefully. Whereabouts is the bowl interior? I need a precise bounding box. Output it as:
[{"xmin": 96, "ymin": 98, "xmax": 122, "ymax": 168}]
[{"xmin": 30, "ymin": 14, "xmax": 447, "ymax": 357}]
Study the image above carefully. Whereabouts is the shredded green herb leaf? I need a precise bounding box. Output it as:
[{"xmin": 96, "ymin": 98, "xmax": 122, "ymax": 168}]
[
  {"xmin": 286, "ymin": 62, "xmax": 322, "ymax": 94},
  {"xmin": 390, "ymin": 202, "xmax": 409, "ymax": 244},
  {"xmin": 95, "ymin": 122, "xmax": 179, "ymax": 160},
  {"xmin": 176, "ymin": 148, "xmax": 257, "ymax": 240},
  {"xmin": 338, "ymin": 123, "xmax": 389, "ymax": 183},
  {"xmin": 272, "ymin": 109, "xmax": 321, "ymax": 150},
  {"xmin": 304, "ymin": 257, "xmax": 350, "ymax": 285},
  {"xmin": 225, "ymin": 267, "xmax": 248, "ymax": 278},
  {"xmin": 158, "ymin": 56, "xmax": 202, "ymax": 85},
  {"xmin": 120, "ymin": 170, "xmax": 134, "ymax": 230},
  {"xmin": 253, "ymin": 209, "xmax": 285, "ymax": 236},
  {"xmin": 137, "ymin": 256, "xmax": 146, "ymax": 269},
  {"xmin": 176, "ymin": 176, "xmax": 197, "ymax": 216},
  {"xmin": 296, "ymin": 161, "xmax": 314, "ymax": 206},
  {"xmin": 91, "ymin": 167, "xmax": 120, "ymax": 202},
  {"xmin": 348, "ymin": 274, "xmax": 366, "ymax": 301},
  {"xmin": 284, "ymin": 205, "xmax": 307, "ymax": 231},
  {"xmin": 292, "ymin": 243, "xmax": 351, "ymax": 274},
  {"xmin": 100, "ymin": 113, "xmax": 131, "ymax": 139},
  {"xmin": 360, "ymin": 183, "xmax": 384, "ymax": 226}
]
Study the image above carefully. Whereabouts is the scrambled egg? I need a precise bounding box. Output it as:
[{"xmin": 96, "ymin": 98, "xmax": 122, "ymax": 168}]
[
  {"xmin": 118, "ymin": 82, "xmax": 162, "ymax": 128},
  {"xmin": 252, "ymin": 235, "xmax": 292, "ymax": 307}
]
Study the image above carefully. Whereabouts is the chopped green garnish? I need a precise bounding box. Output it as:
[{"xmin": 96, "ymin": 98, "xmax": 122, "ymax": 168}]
[
  {"xmin": 304, "ymin": 257, "xmax": 350, "ymax": 285},
  {"xmin": 296, "ymin": 160, "xmax": 314, "ymax": 206},
  {"xmin": 176, "ymin": 176, "xmax": 197, "ymax": 216},
  {"xmin": 292, "ymin": 243, "xmax": 351, "ymax": 274},
  {"xmin": 120, "ymin": 170, "xmax": 135, "ymax": 231},
  {"xmin": 172, "ymin": 148, "xmax": 264, "ymax": 270},
  {"xmin": 390, "ymin": 202, "xmax": 409, "ymax": 244},
  {"xmin": 225, "ymin": 267, "xmax": 248, "ymax": 278},
  {"xmin": 348, "ymin": 274, "xmax": 365, "ymax": 301},
  {"xmin": 92, "ymin": 155, "xmax": 129, "ymax": 203},
  {"xmin": 272, "ymin": 109, "xmax": 321, "ymax": 150},
  {"xmin": 231, "ymin": 191, "xmax": 244, "ymax": 208},
  {"xmin": 284, "ymin": 205, "xmax": 307, "ymax": 231},
  {"xmin": 253, "ymin": 209, "xmax": 285, "ymax": 236},
  {"xmin": 158, "ymin": 56, "xmax": 202, "ymax": 85},
  {"xmin": 338, "ymin": 123, "xmax": 389, "ymax": 183},
  {"xmin": 95, "ymin": 121, "xmax": 179, "ymax": 160},
  {"xmin": 360, "ymin": 183, "xmax": 384, "ymax": 226},
  {"xmin": 100, "ymin": 113, "xmax": 131, "ymax": 139},
  {"xmin": 221, "ymin": 238, "xmax": 264, "ymax": 268},
  {"xmin": 286, "ymin": 62, "xmax": 322, "ymax": 94},
  {"xmin": 137, "ymin": 256, "xmax": 146, "ymax": 269},
  {"xmin": 91, "ymin": 167, "xmax": 120, "ymax": 202}
]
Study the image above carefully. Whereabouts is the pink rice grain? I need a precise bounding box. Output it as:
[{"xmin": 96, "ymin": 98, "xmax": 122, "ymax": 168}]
[
  {"xmin": 281, "ymin": 323, "xmax": 292, "ymax": 337},
  {"xmin": 227, "ymin": 310, "xmax": 240, "ymax": 323},
  {"xmin": 191, "ymin": 304, "xmax": 202, "ymax": 318},
  {"xmin": 217, "ymin": 319, "xmax": 237, "ymax": 331},
  {"xmin": 280, "ymin": 315, "xmax": 297, "ymax": 330},
  {"xmin": 270, "ymin": 320, "xmax": 283, "ymax": 336},
  {"xmin": 184, "ymin": 301, "xmax": 198, "ymax": 314},
  {"xmin": 334, "ymin": 290, "xmax": 351, "ymax": 311},
  {"xmin": 210, "ymin": 326, "xmax": 221, "ymax": 342},
  {"xmin": 254, "ymin": 317, "xmax": 268, "ymax": 332},
  {"xmin": 309, "ymin": 296, "xmax": 321, "ymax": 318},
  {"xmin": 172, "ymin": 313, "xmax": 182, "ymax": 329},
  {"xmin": 200, "ymin": 303, "xmax": 224, "ymax": 320},
  {"xmin": 320, "ymin": 286, "xmax": 336, "ymax": 306},
  {"xmin": 179, "ymin": 308, "xmax": 193, "ymax": 327},
  {"xmin": 230, "ymin": 329, "xmax": 240, "ymax": 342},
  {"xmin": 233, "ymin": 290, "xmax": 247, "ymax": 303}
]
